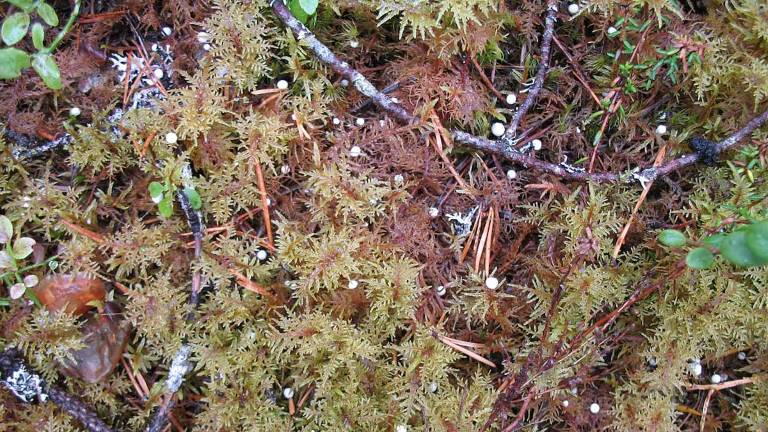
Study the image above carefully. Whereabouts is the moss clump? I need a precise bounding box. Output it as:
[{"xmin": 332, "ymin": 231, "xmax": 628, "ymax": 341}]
[{"xmin": 1, "ymin": 0, "xmax": 768, "ymax": 430}]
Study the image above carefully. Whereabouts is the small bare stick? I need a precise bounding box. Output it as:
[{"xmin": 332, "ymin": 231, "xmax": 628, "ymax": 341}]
[
  {"xmin": 500, "ymin": 0, "xmax": 558, "ymax": 146},
  {"xmin": 270, "ymin": 0, "xmax": 768, "ymax": 185},
  {"xmin": 0, "ymin": 349, "xmax": 114, "ymax": 432}
]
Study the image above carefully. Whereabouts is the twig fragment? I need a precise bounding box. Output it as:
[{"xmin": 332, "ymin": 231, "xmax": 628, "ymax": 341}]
[
  {"xmin": 500, "ymin": 0, "xmax": 558, "ymax": 146},
  {"xmin": 0, "ymin": 349, "xmax": 114, "ymax": 432},
  {"xmin": 270, "ymin": 0, "xmax": 768, "ymax": 185}
]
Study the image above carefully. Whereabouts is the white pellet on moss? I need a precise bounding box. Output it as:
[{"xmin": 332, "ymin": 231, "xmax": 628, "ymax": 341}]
[
  {"xmin": 506, "ymin": 169, "xmax": 517, "ymax": 180},
  {"xmin": 355, "ymin": 117, "xmax": 366, "ymax": 126},
  {"xmin": 283, "ymin": 387, "xmax": 294, "ymax": 399},
  {"xmin": 485, "ymin": 277, "xmax": 499, "ymax": 290},
  {"xmin": 506, "ymin": 93, "xmax": 517, "ymax": 105},
  {"xmin": 256, "ymin": 250, "xmax": 268, "ymax": 261},
  {"xmin": 428, "ymin": 207, "xmax": 439, "ymax": 218},
  {"xmin": 196, "ymin": 32, "xmax": 210, "ymax": 43},
  {"xmin": 277, "ymin": 79, "xmax": 289, "ymax": 90},
  {"xmin": 655, "ymin": 124, "xmax": 667, "ymax": 135},
  {"xmin": 689, "ymin": 362, "xmax": 702, "ymax": 377},
  {"xmin": 568, "ymin": 3, "xmax": 580, "ymax": 14},
  {"xmin": 347, "ymin": 279, "xmax": 359, "ymax": 290},
  {"xmin": 436, "ymin": 285, "xmax": 446, "ymax": 297},
  {"xmin": 589, "ymin": 403, "xmax": 600, "ymax": 414},
  {"xmin": 165, "ymin": 132, "xmax": 178, "ymax": 144},
  {"xmin": 531, "ymin": 139, "xmax": 542, "ymax": 151},
  {"xmin": 349, "ymin": 146, "xmax": 362, "ymax": 157},
  {"xmin": 491, "ymin": 122, "xmax": 506, "ymax": 137}
]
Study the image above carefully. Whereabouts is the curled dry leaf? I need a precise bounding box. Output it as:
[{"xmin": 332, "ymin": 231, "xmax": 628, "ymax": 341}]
[
  {"xmin": 59, "ymin": 302, "xmax": 130, "ymax": 383},
  {"xmin": 33, "ymin": 273, "xmax": 106, "ymax": 315}
]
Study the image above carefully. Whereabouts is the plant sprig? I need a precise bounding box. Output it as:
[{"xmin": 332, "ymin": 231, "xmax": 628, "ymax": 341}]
[{"xmin": 0, "ymin": 0, "xmax": 80, "ymax": 89}]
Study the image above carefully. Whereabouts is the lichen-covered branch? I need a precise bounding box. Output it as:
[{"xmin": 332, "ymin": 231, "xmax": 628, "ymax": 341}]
[
  {"xmin": 500, "ymin": 0, "xmax": 558, "ymax": 146},
  {"xmin": 270, "ymin": 0, "xmax": 768, "ymax": 185},
  {"xmin": 0, "ymin": 349, "xmax": 114, "ymax": 432}
]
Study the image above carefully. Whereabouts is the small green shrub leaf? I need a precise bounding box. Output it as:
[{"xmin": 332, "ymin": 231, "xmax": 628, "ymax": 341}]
[
  {"xmin": 184, "ymin": 187, "xmax": 202, "ymax": 210},
  {"xmin": 288, "ymin": 0, "xmax": 310, "ymax": 23},
  {"xmin": 11, "ymin": 237, "xmax": 35, "ymax": 260},
  {"xmin": 31, "ymin": 22, "xmax": 44, "ymax": 50},
  {"xmin": 720, "ymin": 230, "xmax": 768, "ymax": 268},
  {"xmin": 0, "ymin": 251, "xmax": 12, "ymax": 270},
  {"xmin": 36, "ymin": 2, "xmax": 59, "ymax": 27},
  {"xmin": 149, "ymin": 182, "xmax": 165, "ymax": 202},
  {"xmin": 299, "ymin": 0, "xmax": 319, "ymax": 15},
  {"xmin": 0, "ymin": 215, "xmax": 12, "ymax": 244},
  {"xmin": 31, "ymin": 53, "xmax": 62, "ymax": 89},
  {"xmin": 6, "ymin": 0, "xmax": 35, "ymax": 12},
  {"xmin": 746, "ymin": 221, "xmax": 768, "ymax": 261},
  {"xmin": 9, "ymin": 282, "xmax": 26, "ymax": 300},
  {"xmin": 686, "ymin": 247, "xmax": 714, "ymax": 269},
  {"xmin": 703, "ymin": 233, "xmax": 726, "ymax": 249},
  {"xmin": 0, "ymin": 47, "xmax": 30, "ymax": 79},
  {"xmin": 2, "ymin": 12, "xmax": 30, "ymax": 46},
  {"xmin": 658, "ymin": 229, "xmax": 686, "ymax": 247},
  {"xmin": 158, "ymin": 195, "xmax": 173, "ymax": 218}
]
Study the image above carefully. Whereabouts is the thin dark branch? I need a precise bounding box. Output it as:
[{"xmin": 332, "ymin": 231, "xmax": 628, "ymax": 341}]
[
  {"xmin": 501, "ymin": 0, "xmax": 558, "ymax": 144},
  {"xmin": 0, "ymin": 349, "xmax": 114, "ymax": 432},
  {"xmin": 270, "ymin": 0, "xmax": 768, "ymax": 185},
  {"xmin": 143, "ymin": 190, "xmax": 204, "ymax": 432}
]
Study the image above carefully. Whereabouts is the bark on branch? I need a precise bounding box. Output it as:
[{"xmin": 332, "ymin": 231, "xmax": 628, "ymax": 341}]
[
  {"xmin": 270, "ymin": 0, "xmax": 768, "ymax": 184},
  {"xmin": 500, "ymin": 0, "xmax": 558, "ymax": 146},
  {"xmin": 0, "ymin": 348, "xmax": 114, "ymax": 432}
]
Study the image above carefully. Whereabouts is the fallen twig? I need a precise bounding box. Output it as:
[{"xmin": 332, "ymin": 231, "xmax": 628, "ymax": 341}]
[
  {"xmin": 0, "ymin": 348, "xmax": 114, "ymax": 432},
  {"xmin": 500, "ymin": 0, "xmax": 558, "ymax": 145},
  {"xmin": 270, "ymin": 0, "xmax": 768, "ymax": 185}
]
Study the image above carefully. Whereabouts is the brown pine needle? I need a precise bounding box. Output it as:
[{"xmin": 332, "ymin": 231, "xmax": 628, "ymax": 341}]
[
  {"xmin": 438, "ymin": 335, "xmax": 496, "ymax": 368},
  {"xmin": 60, "ymin": 218, "xmax": 106, "ymax": 244},
  {"xmin": 254, "ymin": 161, "xmax": 274, "ymax": 248}
]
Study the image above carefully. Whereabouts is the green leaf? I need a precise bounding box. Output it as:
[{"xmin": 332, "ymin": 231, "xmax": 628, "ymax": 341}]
[
  {"xmin": 0, "ymin": 47, "xmax": 30, "ymax": 79},
  {"xmin": 31, "ymin": 53, "xmax": 61, "ymax": 89},
  {"xmin": 36, "ymin": 2, "xmax": 59, "ymax": 27},
  {"xmin": 0, "ymin": 251, "xmax": 13, "ymax": 270},
  {"xmin": 746, "ymin": 221, "xmax": 768, "ymax": 261},
  {"xmin": 149, "ymin": 182, "xmax": 165, "ymax": 203},
  {"xmin": 158, "ymin": 195, "xmax": 173, "ymax": 218},
  {"xmin": 686, "ymin": 248, "xmax": 714, "ymax": 269},
  {"xmin": 2, "ymin": 12, "xmax": 30, "ymax": 46},
  {"xmin": 184, "ymin": 187, "xmax": 202, "ymax": 210},
  {"xmin": 288, "ymin": 0, "xmax": 310, "ymax": 23},
  {"xmin": 31, "ymin": 22, "xmax": 44, "ymax": 50},
  {"xmin": 702, "ymin": 233, "xmax": 726, "ymax": 249},
  {"xmin": 720, "ymin": 230, "xmax": 768, "ymax": 268},
  {"xmin": 298, "ymin": 0, "xmax": 319, "ymax": 15},
  {"xmin": 0, "ymin": 216, "xmax": 12, "ymax": 244},
  {"xmin": 11, "ymin": 237, "xmax": 35, "ymax": 260},
  {"xmin": 658, "ymin": 229, "xmax": 687, "ymax": 247},
  {"xmin": 6, "ymin": 0, "xmax": 35, "ymax": 12}
]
